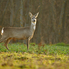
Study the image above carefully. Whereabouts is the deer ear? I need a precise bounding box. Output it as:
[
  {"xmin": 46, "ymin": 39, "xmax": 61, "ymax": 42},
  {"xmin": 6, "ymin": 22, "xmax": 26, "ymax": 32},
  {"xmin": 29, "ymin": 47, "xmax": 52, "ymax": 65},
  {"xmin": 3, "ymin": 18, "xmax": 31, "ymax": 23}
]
[
  {"xmin": 29, "ymin": 12, "xmax": 33, "ymax": 17},
  {"xmin": 35, "ymin": 12, "xmax": 39, "ymax": 18}
]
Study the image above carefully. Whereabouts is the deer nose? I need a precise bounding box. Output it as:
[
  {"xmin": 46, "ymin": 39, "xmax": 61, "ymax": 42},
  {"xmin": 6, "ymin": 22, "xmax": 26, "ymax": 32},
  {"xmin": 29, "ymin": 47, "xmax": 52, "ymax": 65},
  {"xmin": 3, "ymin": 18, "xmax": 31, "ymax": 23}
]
[{"xmin": 33, "ymin": 20, "xmax": 35, "ymax": 22}]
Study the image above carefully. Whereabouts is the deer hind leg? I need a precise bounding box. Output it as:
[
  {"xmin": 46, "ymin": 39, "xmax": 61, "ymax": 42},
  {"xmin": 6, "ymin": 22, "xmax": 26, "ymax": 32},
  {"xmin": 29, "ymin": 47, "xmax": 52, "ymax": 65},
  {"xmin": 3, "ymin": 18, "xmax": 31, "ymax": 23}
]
[{"xmin": 4, "ymin": 38, "xmax": 12, "ymax": 50}]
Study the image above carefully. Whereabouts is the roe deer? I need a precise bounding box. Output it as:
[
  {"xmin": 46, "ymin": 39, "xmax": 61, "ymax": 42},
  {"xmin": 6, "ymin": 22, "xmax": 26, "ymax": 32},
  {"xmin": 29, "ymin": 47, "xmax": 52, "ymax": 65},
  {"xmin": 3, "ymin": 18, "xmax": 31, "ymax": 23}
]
[{"xmin": 0, "ymin": 12, "xmax": 39, "ymax": 50}]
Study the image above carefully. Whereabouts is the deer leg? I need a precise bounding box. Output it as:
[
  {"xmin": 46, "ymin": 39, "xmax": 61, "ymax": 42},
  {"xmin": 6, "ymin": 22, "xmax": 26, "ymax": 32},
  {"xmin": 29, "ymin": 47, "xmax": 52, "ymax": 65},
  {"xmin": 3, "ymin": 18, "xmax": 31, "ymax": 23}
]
[
  {"xmin": 4, "ymin": 38, "xmax": 12, "ymax": 50},
  {"xmin": 27, "ymin": 38, "xmax": 30, "ymax": 51}
]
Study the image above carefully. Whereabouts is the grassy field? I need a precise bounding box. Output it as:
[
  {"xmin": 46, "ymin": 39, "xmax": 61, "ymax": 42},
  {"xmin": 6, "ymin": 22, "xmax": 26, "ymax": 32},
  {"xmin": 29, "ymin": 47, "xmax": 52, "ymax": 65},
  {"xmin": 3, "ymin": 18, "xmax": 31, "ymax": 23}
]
[{"xmin": 0, "ymin": 43, "xmax": 69, "ymax": 69}]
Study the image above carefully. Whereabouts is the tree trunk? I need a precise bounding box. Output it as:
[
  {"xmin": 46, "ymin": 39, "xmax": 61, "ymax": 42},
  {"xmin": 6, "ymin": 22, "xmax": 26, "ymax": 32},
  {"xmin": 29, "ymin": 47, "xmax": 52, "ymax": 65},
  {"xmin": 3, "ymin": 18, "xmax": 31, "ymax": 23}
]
[
  {"xmin": 20, "ymin": 0, "xmax": 23, "ymax": 27},
  {"xmin": 0, "ymin": 0, "xmax": 9, "ymax": 25},
  {"xmin": 36, "ymin": 0, "xmax": 42, "ymax": 44},
  {"xmin": 48, "ymin": 0, "xmax": 56, "ymax": 44},
  {"xmin": 61, "ymin": 0, "xmax": 67, "ymax": 42},
  {"xmin": 50, "ymin": 0, "xmax": 57, "ymax": 43},
  {"xmin": 10, "ymin": 0, "xmax": 14, "ymax": 26},
  {"xmin": 58, "ymin": 0, "xmax": 67, "ymax": 42}
]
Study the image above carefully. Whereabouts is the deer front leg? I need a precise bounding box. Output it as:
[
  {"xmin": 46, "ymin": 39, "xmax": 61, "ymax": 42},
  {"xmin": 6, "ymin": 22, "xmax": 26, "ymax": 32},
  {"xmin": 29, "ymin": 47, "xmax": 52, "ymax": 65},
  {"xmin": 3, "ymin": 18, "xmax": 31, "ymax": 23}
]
[
  {"xmin": 4, "ymin": 38, "xmax": 12, "ymax": 50},
  {"xmin": 27, "ymin": 39, "xmax": 29, "ymax": 50}
]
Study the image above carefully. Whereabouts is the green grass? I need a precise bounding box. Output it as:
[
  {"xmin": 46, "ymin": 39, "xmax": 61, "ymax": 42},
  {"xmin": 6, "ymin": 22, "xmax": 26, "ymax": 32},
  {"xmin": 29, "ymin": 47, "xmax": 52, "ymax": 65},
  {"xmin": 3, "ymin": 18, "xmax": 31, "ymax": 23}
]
[
  {"xmin": 0, "ymin": 43, "xmax": 69, "ymax": 55},
  {"xmin": 0, "ymin": 43, "xmax": 69, "ymax": 69}
]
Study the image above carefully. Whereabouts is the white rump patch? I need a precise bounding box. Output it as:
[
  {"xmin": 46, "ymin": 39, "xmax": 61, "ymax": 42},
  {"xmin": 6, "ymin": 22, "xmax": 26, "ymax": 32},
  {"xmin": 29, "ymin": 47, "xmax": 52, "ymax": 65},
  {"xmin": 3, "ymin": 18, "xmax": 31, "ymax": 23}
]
[{"xmin": 1, "ymin": 27, "xmax": 4, "ymax": 35}]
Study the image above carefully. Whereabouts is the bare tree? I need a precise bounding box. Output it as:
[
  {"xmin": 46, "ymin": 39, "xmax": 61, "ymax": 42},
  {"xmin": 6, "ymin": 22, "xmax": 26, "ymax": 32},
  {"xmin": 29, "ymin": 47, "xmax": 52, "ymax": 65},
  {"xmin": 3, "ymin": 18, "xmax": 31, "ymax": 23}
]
[
  {"xmin": 10, "ymin": 0, "xmax": 14, "ymax": 26},
  {"xmin": 58, "ymin": 0, "xmax": 67, "ymax": 42},
  {"xmin": 13, "ymin": 0, "xmax": 20, "ymax": 26},
  {"xmin": 0, "ymin": 0, "xmax": 9, "ymax": 26},
  {"xmin": 20, "ymin": 0, "xmax": 23, "ymax": 27},
  {"xmin": 51, "ymin": 0, "xmax": 57, "ymax": 43},
  {"xmin": 48, "ymin": 0, "xmax": 57, "ymax": 43}
]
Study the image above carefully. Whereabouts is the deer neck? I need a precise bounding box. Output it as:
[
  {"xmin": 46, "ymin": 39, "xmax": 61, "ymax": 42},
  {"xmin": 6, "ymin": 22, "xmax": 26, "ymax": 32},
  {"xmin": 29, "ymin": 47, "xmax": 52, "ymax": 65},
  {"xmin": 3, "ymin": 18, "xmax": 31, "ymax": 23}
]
[{"xmin": 30, "ymin": 22, "xmax": 36, "ymax": 32}]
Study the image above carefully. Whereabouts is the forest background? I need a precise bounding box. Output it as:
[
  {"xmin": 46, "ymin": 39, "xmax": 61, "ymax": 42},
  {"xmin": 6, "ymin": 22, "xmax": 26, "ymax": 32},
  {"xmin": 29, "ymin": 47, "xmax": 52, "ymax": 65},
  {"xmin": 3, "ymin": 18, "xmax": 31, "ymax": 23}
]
[{"xmin": 0, "ymin": 0, "xmax": 69, "ymax": 44}]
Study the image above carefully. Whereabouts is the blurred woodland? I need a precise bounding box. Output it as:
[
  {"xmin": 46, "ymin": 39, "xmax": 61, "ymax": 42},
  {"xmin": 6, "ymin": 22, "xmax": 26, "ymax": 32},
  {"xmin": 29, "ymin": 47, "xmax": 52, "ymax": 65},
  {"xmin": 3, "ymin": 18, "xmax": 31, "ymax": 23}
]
[{"xmin": 0, "ymin": 0, "xmax": 69, "ymax": 44}]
